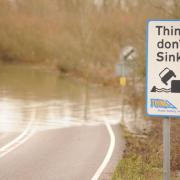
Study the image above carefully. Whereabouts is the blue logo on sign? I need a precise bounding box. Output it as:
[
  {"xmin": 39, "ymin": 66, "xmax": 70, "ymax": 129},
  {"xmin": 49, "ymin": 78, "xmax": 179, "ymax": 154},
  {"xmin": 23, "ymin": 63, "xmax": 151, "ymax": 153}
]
[{"xmin": 151, "ymin": 99, "xmax": 177, "ymax": 109}]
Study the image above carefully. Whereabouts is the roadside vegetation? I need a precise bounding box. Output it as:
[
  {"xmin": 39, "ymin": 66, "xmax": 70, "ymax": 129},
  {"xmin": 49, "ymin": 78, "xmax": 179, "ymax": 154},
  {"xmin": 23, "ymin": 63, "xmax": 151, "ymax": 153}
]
[
  {"xmin": 112, "ymin": 119, "xmax": 180, "ymax": 180},
  {"xmin": 0, "ymin": 0, "xmax": 166, "ymax": 85},
  {"xmin": 0, "ymin": 0, "xmax": 180, "ymax": 179}
]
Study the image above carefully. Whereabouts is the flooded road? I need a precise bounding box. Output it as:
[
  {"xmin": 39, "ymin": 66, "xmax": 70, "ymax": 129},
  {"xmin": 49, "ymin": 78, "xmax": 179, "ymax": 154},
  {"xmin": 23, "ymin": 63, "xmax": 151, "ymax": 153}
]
[
  {"xmin": 0, "ymin": 64, "xmax": 150, "ymax": 133},
  {"xmin": 0, "ymin": 65, "xmax": 151, "ymax": 180}
]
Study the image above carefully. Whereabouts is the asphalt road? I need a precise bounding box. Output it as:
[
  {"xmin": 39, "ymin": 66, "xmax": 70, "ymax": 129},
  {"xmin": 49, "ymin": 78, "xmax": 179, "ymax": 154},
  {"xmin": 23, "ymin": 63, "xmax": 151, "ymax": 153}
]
[{"xmin": 0, "ymin": 125, "xmax": 125, "ymax": 180}]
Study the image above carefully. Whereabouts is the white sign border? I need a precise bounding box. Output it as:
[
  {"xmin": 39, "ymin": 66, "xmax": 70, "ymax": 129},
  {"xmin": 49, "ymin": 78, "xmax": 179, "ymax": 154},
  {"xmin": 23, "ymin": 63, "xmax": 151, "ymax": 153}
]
[{"xmin": 146, "ymin": 19, "xmax": 180, "ymax": 118}]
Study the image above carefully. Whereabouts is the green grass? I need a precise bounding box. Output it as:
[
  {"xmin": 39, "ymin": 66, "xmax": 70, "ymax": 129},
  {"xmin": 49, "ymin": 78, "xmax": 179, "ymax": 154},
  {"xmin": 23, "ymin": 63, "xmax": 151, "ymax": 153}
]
[
  {"xmin": 112, "ymin": 126, "xmax": 163, "ymax": 180},
  {"xmin": 112, "ymin": 123, "xmax": 180, "ymax": 180},
  {"xmin": 112, "ymin": 153, "xmax": 163, "ymax": 180}
]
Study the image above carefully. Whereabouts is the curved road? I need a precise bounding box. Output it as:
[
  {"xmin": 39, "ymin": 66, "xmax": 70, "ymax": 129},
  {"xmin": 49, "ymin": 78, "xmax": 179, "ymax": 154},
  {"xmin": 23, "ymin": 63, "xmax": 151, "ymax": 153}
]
[{"xmin": 0, "ymin": 125, "xmax": 125, "ymax": 180}]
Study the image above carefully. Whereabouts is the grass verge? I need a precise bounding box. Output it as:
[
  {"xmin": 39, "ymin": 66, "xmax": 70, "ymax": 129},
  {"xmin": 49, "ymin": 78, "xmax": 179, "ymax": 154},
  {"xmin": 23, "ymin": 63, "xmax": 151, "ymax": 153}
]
[{"xmin": 112, "ymin": 121, "xmax": 180, "ymax": 180}]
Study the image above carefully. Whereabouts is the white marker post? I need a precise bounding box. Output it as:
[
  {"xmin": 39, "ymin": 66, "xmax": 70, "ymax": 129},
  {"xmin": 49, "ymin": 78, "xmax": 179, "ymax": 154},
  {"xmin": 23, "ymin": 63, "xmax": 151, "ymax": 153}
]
[{"xmin": 147, "ymin": 20, "xmax": 180, "ymax": 180}]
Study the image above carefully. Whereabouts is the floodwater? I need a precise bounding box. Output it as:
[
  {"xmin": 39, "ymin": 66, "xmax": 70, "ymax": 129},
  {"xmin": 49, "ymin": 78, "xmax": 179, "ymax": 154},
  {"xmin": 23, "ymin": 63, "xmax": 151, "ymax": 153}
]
[{"xmin": 0, "ymin": 64, "xmax": 151, "ymax": 133}]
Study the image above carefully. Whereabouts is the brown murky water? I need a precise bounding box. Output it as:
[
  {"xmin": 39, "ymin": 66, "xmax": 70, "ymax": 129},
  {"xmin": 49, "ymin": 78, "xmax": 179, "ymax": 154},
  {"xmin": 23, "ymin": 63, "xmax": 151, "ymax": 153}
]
[{"xmin": 0, "ymin": 64, "xmax": 150, "ymax": 133}]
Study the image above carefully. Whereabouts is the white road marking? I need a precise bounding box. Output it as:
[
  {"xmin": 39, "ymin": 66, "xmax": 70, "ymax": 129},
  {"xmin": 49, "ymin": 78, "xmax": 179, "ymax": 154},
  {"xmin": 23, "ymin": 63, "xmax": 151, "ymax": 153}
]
[
  {"xmin": 0, "ymin": 111, "xmax": 36, "ymax": 158},
  {"xmin": 91, "ymin": 121, "xmax": 115, "ymax": 180},
  {"xmin": 0, "ymin": 106, "xmax": 116, "ymax": 178},
  {"xmin": 0, "ymin": 126, "xmax": 31, "ymax": 152},
  {"xmin": 0, "ymin": 130, "xmax": 35, "ymax": 158}
]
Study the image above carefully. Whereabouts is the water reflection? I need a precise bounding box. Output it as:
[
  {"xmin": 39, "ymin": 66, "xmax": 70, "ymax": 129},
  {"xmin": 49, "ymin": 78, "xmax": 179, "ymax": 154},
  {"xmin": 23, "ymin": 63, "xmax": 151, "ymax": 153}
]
[{"xmin": 0, "ymin": 65, "xmax": 151, "ymax": 133}]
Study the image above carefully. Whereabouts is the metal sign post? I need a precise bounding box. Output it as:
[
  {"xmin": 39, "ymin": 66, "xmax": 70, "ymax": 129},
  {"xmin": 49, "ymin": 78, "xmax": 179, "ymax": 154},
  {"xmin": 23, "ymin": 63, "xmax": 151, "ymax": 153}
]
[
  {"xmin": 120, "ymin": 62, "xmax": 126, "ymax": 124},
  {"xmin": 163, "ymin": 118, "xmax": 171, "ymax": 180},
  {"xmin": 116, "ymin": 46, "xmax": 137, "ymax": 124}
]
